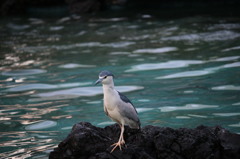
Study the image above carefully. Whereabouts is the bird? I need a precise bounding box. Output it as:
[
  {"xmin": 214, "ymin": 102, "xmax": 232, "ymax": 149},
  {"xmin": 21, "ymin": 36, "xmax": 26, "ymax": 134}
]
[{"xmin": 95, "ymin": 70, "xmax": 140, "ymax": 153}]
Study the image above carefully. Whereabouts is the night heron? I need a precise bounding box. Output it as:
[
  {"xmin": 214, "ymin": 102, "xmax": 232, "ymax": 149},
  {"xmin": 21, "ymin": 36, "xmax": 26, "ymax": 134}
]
[{"xmin": 95, "ymin": 70, "xmax": 140, "ymax": 152}]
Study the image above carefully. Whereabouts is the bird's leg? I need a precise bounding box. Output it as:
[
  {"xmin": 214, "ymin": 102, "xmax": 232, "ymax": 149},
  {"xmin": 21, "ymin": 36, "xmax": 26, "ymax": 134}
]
[
  {"xmin": 119, "ymin": 124, "xmax": 125, "ymax": 145},
  {"xmin": 110, "ymin": 124, "xmax": 125, "ymax": 153}
]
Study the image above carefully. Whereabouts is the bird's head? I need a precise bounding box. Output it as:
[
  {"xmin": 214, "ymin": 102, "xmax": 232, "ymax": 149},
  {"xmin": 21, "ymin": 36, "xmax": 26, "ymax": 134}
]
[{"xmin": 95, "ymin": 70, "xmax": 114, "ymax": 85}]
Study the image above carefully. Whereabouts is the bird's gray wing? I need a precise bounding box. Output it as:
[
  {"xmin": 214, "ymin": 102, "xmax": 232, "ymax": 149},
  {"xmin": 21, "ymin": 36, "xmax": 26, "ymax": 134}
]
[
  {"xmin": 117, "ymin": 91, "xmax": 135, "ymax": 111},
  {"xmin": 117, "ymin": 91, "xmax": 140, "ymax": 126}
]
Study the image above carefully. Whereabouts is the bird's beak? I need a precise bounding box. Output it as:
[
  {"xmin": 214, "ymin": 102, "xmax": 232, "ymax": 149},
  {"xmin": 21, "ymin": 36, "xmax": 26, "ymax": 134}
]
[{"xmin": 94, "ymin": 78, "xmax": 103, "ymax": 85}]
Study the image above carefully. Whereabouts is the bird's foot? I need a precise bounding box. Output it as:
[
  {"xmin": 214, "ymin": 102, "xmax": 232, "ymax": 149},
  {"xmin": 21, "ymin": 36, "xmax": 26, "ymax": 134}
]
[{"xmin": 110, "ymin": 140, "xmax": 125, "ymax": 153}]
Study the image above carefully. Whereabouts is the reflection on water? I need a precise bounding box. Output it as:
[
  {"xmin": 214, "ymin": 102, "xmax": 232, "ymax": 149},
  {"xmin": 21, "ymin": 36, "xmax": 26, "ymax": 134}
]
[
  {"xmin": 157, "ymin": 70, "xmax": 213, "ymax": 79},
  {"xmin": 211, "ymin": 56, "xmax": 240, "ymax": 62},
  {"xmin": 159, "ymin": 104, "xmax": 218, "ymax": 112},
  {"xmin": 161, "ymin": 31, "xmax": 240, "ymax": 42},
  {"xmin": 156, "ymin": 61, "xmax": 240, "ymax": 79},
  {"xmin": 133, "ymin": 47, "xmax": 178, "ymax": 54},
  {"xmin": 4, "ymin": 82, "xmax": 91, "ymax": 92},
  {"xmin": 59, "ymin": 63, "xmax": 95, "ymax": 69},
  {"xmin": 29, "ymin": 85, "xmax": 143, "ymax": 101},
  {"xmin": 212, "ymin": 85, "xmax": 240, "ymax": 91},
  {"xmin": 0, "ymin": 14, "xmax": 240, "ymax": 158},
  {"xmin": 213, "ymin": 113, "xmax": 240, "ymax": 117},
  {"xmin": 126, "ymin": 60, "xmax": 203, "ymax": 72},
  {"xmin": 2, "ymin": 69, "xmax": 47, "ymax": 76},
  {"xmin": 25, "ymin": 120, "xmax": 57, "ymax": 130}
]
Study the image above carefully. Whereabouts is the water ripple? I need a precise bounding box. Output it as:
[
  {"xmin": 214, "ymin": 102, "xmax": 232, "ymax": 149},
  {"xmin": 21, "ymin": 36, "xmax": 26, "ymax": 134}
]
[
  {"xmin": 59, "ymin": 63, "xmax": 95, "ymax": 69},
  {"xmin": 98, "ymin": 121, "xmax": 115, "ymax": 126},
  {"xmin": 161, "ymin": 31, "xmax": 240, "ymax": 42},
  {"xmin": 156, "ymin": 61, "xmax": 240, "ymax": 79},
  {"xmin": 213, "ymin": 113, "xmax": 240, "ymax": 117},
  {"xmin": 223, "ymin": 62, "xmax": 240, "ymax": 68},
  {"xmin": 0, "ymin": 131, "xmax": 56, "ymax": 158},
  {"xmin": 210, "ymin": 56, "xmax": 240, "ymax": 62},
  {"xmin": 16, "ymin": 41, "xmax": 136, "ymax": 53},
  {"xmin": 136, "ymin": 108, "xmax": 155, "ymax": 113},
  {"xmin": 7, "ymin": 23, "xmax": 30, "ymax": 30},
  {"xmin": 4, "ymin": 82, "xmax": 90, "ymax": 92},
  {"xmin": 229, "ymin": 123, "xmax": 240, "ymax": 127},
  {"xmin": 2, "ymin": 69, "xmax": 46, "ymax": 76},
  {"xmin": 126, "ymin": 60, "xmax": 203, "ymax": 72},
  {"xmin": 49, "ymin": 26, "xmax": 64, "ymax": 31},
  {"xmin": 208, "ymin": 23, "xmax": 240, "ymax": 30},
  {"xmin": 188, "ymin": 114, "xmax": 207, "ymax": 118},
  {"xmin": 159, "ymin": 104, "xmax": 218, "ymax": 112},
  {"xmin": 156, "ymin": 70, "xmax": 213, "ymax": 79},
  {"xmin": 30, "ymin": 86, "xmax": 144, "ymax": 101},
  {"xmin": 211, "ymin": 85, "xmax": 240, "ymax": 91},
  {"xmin": 25, "ymin": 120, "xmax": 57, "ymax": 130},
  {"xmin": 222, "ymin": 46, "xmax": 240, "ymax": 52},
  {"xmin": 133, "ymin": 47, "xmax": 178, "ymax": 54}
]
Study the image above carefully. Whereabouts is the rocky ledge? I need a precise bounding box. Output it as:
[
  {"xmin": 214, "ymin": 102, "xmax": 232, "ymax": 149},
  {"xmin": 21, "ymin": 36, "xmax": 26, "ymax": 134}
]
[{"xmin": 49, "ymin": 122, "xmax": 240, "ymax": 159}]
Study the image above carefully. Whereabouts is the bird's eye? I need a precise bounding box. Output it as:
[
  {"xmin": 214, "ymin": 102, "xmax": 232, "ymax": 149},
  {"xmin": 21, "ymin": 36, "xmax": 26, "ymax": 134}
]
[{"xmin": 104, "ymin": 76, "xmax": 107, "ymax": 79}]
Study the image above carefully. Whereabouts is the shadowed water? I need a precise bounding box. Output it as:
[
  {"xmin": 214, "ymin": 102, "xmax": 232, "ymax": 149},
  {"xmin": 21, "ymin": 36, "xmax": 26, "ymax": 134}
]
[{"xmin": 0, "ymin": 14, "xmax": 240, "ymax": 158}]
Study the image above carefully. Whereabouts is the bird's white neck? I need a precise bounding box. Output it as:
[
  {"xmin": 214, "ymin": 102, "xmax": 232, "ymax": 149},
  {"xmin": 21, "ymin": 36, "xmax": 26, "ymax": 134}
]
[
  {"xmin": 102, "ymin": 81, "xmax": 115, "ymax": 91},
  {"xmin": 102, "ymin": 80, "xmax": 119, "ymax": 109}
]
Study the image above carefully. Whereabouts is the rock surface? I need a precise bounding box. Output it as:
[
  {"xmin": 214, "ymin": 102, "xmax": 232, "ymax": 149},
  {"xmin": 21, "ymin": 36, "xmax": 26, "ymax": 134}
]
[{"xmin": 49, "ymin": 122, "xmax": 240, "ymax": 159}]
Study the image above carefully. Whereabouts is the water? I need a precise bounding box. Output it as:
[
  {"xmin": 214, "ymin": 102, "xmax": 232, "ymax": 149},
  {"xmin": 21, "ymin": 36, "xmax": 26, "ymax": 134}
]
[{"xmin": 0, "ymin": 14, "xmax": 240, "ymax": 158}]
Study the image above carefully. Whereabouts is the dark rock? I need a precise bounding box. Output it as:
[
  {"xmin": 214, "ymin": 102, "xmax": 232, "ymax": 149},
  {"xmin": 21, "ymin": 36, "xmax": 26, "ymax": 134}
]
[{"xmin": 49, "ymin": 122, "xmax": 240, "ymax": 159}]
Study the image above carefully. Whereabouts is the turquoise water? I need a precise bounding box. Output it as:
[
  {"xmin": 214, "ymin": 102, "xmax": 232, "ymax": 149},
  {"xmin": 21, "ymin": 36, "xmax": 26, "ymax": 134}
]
[{"xmin": 0, "ymin": 14, "xmax": 240, "ymax": 158}]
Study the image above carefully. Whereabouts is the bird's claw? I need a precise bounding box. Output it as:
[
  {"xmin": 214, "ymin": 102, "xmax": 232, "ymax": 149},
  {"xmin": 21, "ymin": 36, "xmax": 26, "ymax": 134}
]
[{"xmin": 110, "ymin": 140, "xmax": 125, "ymax": 153}]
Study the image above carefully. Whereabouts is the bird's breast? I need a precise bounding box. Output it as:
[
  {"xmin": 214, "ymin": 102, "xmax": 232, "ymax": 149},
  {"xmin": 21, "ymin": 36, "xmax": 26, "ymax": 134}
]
[
  {"xmin": 103, "ymin": 94, "xmax": 122, "ymax": 122},
  {"xmin": 103, "ymin": 88, "xmax": 119, "ymax": 110},
  {"xmin": 104, "ymin": 95, "xmax": 118, "ymax": 111}
]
